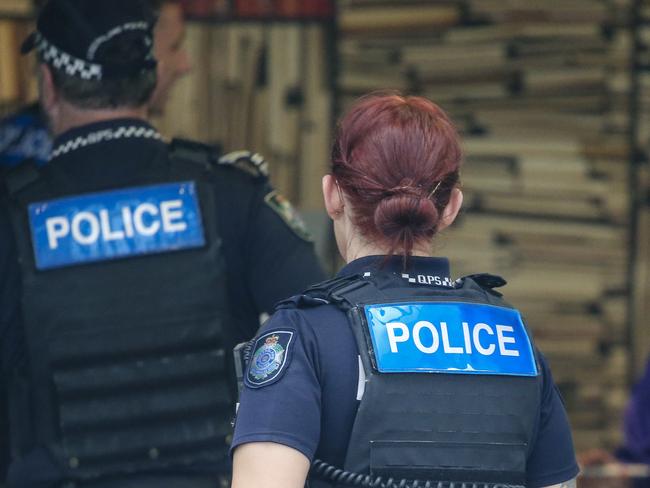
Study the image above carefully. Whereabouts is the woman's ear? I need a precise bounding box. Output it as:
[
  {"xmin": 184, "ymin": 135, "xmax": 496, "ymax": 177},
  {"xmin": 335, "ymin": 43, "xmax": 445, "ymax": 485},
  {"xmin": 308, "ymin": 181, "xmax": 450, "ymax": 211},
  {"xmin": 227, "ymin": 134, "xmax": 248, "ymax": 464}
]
[
  {"xmin": 322, "ymin": 174, "xmax": 344, "ymax": 220},
  {"xmin": 437, "ymin": 188, "xmax": 463, "ymax": 231}
]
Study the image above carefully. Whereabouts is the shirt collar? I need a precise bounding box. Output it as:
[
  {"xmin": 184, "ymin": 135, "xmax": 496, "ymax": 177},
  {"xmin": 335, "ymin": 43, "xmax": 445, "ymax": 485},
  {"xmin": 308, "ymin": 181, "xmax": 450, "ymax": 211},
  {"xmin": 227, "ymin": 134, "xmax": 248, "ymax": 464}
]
[
  {"xmin": 337, "ymin": 255, "xmax": 452, "ymax": 281},
  {"xmin": 50, "ymin": 118, "xmax": 162, "ymax": 159}
]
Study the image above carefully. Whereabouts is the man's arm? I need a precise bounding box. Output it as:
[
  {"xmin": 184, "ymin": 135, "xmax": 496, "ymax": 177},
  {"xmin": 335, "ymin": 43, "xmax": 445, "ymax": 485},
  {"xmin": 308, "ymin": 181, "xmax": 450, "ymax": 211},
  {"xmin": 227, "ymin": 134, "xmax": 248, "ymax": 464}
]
[{"xmin": 244, "ymin": 185, "xmax": 326, "ymax": 313}]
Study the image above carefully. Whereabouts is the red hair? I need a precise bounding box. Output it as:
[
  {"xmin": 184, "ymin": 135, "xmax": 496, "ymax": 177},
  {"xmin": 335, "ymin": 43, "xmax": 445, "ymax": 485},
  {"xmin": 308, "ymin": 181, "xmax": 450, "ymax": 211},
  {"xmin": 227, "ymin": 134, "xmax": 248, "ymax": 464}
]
[{"xmin": 331, "ymin": 92, "xmax": 462, "ymax": 258}]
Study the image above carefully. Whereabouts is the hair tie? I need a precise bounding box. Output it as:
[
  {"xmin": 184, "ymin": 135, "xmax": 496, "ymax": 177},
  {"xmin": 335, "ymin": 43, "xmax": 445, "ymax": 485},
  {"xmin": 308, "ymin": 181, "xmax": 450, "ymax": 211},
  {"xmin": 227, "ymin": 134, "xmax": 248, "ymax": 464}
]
[
  {"xmin": 428, "ymin": 181, "xmax": 442, "ymax": 199},
  {"xmin": 385, "ymin": 185, "xmax": 414, "ymax": 198}
]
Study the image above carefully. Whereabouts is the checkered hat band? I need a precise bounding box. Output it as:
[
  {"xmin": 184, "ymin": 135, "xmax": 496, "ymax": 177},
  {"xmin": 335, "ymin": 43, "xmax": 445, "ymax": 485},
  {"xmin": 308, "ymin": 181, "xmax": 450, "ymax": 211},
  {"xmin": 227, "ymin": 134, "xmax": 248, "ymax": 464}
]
[{"xmin": 35, "ymin": 32, "xmax": 103, "ymax": 81}]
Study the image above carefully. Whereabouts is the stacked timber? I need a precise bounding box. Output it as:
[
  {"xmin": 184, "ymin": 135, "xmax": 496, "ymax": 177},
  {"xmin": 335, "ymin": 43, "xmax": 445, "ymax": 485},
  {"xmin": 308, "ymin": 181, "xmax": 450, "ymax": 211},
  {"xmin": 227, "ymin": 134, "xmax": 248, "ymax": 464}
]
[
  {"xmin": 631, "ymin": 0, "xmax": 650, "ymax": 381},
  {"xmin": 632, "ymin": 163, "xmax": 650, "ymax": 379},
  {"xmin": 339, "ymin": 0, "xmax": 634, "ymax": 450},
  {"xmin": 180, "ymin": 0, "xmax": 333, "ymax": 19},
  {"xmin": 0, "ymin": 0, "xmax": 30, "ymax": 17},
  {"xmin": 155, "ymin": 20, "xmax": 334, "ymax": 210},
  {"xmin": 0, "ymin": 9, "xmax": 36, "ymax": 117}
]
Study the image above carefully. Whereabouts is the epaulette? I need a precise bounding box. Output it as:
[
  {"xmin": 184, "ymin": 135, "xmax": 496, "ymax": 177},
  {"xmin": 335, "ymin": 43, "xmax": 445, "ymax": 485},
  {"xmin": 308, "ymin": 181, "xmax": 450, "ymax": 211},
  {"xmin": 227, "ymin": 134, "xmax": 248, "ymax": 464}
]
[
  {"xmin": 459, "ymin": 273, "xmax": 507, "ymax": 297},
  {"xmin": 274, "ymin": 293, "xmax": 330, "ymax": 311},
  {"xmin": 3, "ymin": 160, "xmax": 40, "ymax": 197},
  {"xmin": 274, "ymin": 274, "xmax": 364, "ymax": 311},
  {"xmin": 217, "ymin": 150, "xmax": 269, "ymax": 179},
  {"xmin": 169, "ymin": 138, "xmax": 220, "ymax": 170}
]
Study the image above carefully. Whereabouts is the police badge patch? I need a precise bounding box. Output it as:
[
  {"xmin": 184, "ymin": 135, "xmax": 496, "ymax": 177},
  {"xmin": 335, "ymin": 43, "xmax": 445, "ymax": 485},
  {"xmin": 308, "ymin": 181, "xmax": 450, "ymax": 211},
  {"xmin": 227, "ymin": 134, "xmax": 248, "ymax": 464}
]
[
  {"xmin": 264, "ymin": 190, "xmax": 313, "ymax": 242},
  {"xmin": 246, "ymin": 330, "xmax": 295, "ymax": 388}
]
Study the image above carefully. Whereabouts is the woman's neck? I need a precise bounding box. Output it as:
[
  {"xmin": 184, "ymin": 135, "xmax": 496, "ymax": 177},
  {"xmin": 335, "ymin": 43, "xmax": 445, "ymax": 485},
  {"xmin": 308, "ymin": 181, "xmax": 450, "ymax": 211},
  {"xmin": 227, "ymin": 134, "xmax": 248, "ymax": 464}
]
[{"xmin": 343, "ymin": 235, "xmax": 432, "ymax": 263}]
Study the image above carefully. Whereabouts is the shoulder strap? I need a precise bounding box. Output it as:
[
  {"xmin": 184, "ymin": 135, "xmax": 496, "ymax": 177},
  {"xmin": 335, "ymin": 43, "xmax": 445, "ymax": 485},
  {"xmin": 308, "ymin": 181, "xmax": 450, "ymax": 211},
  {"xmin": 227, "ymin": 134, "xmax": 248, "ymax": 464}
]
[
  {"xmin": 168, "ymin": 137, "xmax": 221, "ymax": 171},
  {"xmin": 303, "ymin": 274, "xmax": 385, "ymax": 310},
  {"xmin": 169, "ymin": 140, "xmax": 269, "ymax": 180},
  {"xmin": 274, "ymin": 275, "xmax": 369, "ymax": 311},
  {"xmin": 457, "ymin": 273, "xmax": 507, "ymax": 298},
  {"xmin": 217, "ymin": 150, "xmax": 269, "ymax": 179}
]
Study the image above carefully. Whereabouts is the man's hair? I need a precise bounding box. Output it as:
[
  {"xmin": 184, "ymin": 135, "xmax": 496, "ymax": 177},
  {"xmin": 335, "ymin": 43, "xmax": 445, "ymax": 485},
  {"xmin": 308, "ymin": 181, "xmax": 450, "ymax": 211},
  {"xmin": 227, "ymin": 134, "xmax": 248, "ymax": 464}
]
[{"xmin": 42, "ymin": 32, "xmax": 157, "ymax": 110}]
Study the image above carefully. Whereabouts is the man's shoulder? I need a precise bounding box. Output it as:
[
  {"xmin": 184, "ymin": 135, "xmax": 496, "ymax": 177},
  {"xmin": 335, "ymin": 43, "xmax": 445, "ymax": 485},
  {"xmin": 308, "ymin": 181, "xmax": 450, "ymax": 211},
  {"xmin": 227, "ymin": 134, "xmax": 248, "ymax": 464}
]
[
  {"xmin": 215, "ymin": 150, "xmax": 269, "ymax": 180},
  {"xmin": 169, "ymin": 138, "xmax": 269, "ymax": 181}
]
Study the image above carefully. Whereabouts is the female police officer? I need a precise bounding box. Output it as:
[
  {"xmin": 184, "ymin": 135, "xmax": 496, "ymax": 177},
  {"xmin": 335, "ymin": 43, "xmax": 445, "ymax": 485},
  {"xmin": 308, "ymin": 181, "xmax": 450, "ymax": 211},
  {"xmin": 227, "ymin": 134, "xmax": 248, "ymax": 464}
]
[{"xmin": 230, "ymin": 93, "xmax": 579, "ymax": 488}]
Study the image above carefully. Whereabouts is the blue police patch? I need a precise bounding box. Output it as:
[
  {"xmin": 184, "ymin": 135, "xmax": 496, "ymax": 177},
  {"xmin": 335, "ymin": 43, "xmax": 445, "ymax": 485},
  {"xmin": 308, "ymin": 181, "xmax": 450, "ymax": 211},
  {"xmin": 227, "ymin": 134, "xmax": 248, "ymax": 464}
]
[
  {"xmin": 28, "ymin": 181, "xmax": 205, "ymax": 270},
  {"xmin": 364, "ymin": 302, "xmax": 537, "ymax": 377},
  {"xmin": 0, "ymin": 111, "xmax": 51, "ymax": 167},
  {"xmin": 246, "ymin": 330, "xmax": 294, "ymax": 388}
]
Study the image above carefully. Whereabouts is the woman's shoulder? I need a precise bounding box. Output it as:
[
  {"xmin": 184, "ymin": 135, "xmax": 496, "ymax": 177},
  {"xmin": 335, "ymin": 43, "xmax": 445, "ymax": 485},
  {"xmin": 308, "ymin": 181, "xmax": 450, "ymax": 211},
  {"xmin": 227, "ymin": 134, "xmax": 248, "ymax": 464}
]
[
  {"xmin": 244, "ymin": 296, "xmax": 355, "ymax": 389},
  {"xmin": 263, "ymin": 296, "xmax": 349, "ymax": 339}
]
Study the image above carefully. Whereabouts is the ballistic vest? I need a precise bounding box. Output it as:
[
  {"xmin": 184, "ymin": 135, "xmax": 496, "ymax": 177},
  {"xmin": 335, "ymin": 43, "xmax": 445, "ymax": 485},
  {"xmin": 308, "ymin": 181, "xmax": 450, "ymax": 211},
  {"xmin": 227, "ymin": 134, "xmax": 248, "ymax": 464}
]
[
  {"xmin": 295, "ymin": 272, "xmax": 542, "ymax": 488},
  {"xmin": 4, "ymin": 142, "xmax": 233, "ymax": 484}
]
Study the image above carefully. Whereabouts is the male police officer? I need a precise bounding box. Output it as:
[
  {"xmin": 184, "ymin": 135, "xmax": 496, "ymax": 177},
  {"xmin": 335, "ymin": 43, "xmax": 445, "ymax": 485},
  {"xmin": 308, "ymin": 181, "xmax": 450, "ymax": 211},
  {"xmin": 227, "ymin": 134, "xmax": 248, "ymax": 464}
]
[
  {"xmin": 0, "ymin": 0, "xmax": 324, "ymax": 486},
  {"xmin": 0, "ymin": 1, "xmax": 194, "ymax": 482},
  {"xmin": 0, "ymin": 0, "xmax": 189, "ymax": 169}
]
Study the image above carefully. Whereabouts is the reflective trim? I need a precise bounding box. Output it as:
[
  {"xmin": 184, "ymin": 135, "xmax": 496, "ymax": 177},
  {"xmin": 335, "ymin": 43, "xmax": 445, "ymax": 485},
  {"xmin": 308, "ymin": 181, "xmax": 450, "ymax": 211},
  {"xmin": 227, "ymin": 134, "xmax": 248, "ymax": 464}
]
[
  {"xmin": 35, "ymin": 32, "xmax": 103, "ymax": 80},
  {"xmin": 51, "ymin": 125, "xmax": 162, "ymax": 158}
]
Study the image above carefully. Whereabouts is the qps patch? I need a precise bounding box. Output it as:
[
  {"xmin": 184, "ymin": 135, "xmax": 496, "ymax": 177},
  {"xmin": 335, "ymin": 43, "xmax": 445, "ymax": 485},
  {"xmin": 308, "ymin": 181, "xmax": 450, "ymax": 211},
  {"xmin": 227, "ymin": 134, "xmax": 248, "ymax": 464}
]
[
  {"xmin": 245, "ymin": 330, "xmax": 294, "ymax": 388},
  {"xmin": 264, "ymin": 190, "xmax": 312, "ymax": 242}
]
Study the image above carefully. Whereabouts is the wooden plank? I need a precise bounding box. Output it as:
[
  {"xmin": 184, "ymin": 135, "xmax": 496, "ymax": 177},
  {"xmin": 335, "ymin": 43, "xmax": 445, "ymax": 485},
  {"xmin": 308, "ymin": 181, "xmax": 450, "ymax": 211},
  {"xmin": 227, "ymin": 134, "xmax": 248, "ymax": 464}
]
[
  {"xmin": 267, "ymin": 24, "xmax": 302, "ymax": 200},
  {"xmin": 0, "ymin": 20, "xmax": 20, "ymax": 103},
  {"xmin": 299, "ymin": 25, "xmax": 332, "ymax": 210},
  {"xmin": 0, "ymin": 0, "xmax": 31, "ymax": 16},
  {"xmin": 340, "ymin": 5, "xmax": 461, "ymax": 34},
  {"xmin": 154, "ymin": 23, "xmax": 211, "ymax": 140}
]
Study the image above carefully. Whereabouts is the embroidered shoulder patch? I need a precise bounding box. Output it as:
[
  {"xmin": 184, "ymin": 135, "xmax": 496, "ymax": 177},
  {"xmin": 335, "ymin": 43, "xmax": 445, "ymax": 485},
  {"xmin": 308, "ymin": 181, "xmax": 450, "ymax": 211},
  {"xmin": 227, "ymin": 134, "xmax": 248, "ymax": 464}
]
[
  {"xmin": 264, "ymin": 190, "xmax": 312, "ymax": 242},
  {"xmin": 245, "ymin": 330, "xmax": 295, "ymax": 388}
]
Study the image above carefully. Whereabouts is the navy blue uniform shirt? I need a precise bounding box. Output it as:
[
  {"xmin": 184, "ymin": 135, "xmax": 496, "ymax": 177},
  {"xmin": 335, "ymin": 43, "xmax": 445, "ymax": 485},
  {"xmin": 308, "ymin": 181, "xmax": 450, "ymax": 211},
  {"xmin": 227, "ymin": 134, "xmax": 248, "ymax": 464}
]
[
  {"xmin": 0, "ymin": 103, "xmax": 51, "ymax": 168},
  {"xmin": 232, "ymin": 255, "xmax": 580, "ymax": 488},
  {"xmin": 0, "ymin": 118, "xmax": 325, "ymax": 487}
]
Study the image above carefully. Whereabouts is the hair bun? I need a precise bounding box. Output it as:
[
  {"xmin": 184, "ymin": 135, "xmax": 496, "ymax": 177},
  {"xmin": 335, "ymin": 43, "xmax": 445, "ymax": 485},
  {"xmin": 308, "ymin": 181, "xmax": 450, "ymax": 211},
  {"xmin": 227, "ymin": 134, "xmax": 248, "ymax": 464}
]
[{"xmin": 373, "ymin": 193, "xmax": 440, "ymax": 241}]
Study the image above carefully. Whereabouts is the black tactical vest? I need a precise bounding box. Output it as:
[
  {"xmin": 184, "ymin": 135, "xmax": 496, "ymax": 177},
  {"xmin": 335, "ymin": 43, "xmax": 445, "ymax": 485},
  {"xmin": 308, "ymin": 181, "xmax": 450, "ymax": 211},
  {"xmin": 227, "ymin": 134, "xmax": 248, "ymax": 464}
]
[
  {"xmin": 4, "ymin": 145, "xmax": 233, "ymax": 484},
  {"xmin": 299, "ymin": 272, "xmax": 542, "ymax": 488}
]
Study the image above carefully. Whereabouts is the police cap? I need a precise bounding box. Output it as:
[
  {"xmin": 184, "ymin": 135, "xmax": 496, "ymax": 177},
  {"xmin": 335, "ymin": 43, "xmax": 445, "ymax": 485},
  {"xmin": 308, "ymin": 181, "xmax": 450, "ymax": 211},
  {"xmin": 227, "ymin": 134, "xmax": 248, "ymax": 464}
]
[{"xmin": 21, "ymin": 0, "xmax": 157, "ymax": 81}]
